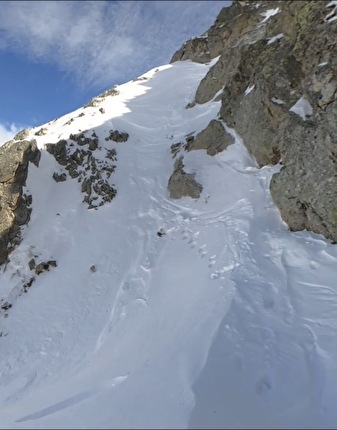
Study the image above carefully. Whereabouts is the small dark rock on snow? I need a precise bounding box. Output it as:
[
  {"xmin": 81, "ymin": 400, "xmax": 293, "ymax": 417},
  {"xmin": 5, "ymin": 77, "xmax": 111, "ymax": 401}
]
[
  {"xmin": 157, "ymin": 229, "xmax": 166, "ymax": 237},
  {"xmin": 35, "ymin": 260, "xmax": 57, "ymax": 275}
]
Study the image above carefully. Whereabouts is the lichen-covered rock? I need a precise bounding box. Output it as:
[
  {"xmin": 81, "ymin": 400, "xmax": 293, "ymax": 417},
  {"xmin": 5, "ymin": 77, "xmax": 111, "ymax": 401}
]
[
  {"xmin": 185, "ymin": 120, "xmax": 234, "ymax": 156},
  {"xmin": 168, "ymin": 157, "xmax": 202, "ymax": 199},
  {"xmin": 0, "ymin": 140, "xmax": 40, "ymax": 264}
]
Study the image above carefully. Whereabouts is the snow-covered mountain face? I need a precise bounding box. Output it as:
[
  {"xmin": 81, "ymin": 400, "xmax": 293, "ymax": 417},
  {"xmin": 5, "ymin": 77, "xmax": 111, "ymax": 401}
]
[{"xmin": 2, "ymin": 5, "xmax": 337, "ymax": 429}]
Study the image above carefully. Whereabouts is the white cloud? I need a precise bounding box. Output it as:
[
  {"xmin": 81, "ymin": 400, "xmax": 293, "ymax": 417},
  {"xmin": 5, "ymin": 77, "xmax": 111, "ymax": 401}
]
[
  {"xmin": 0, "ymin": 123, "xmax": 25, "ymax": 147},
  {"xmin": 0, "ymin": 1, "xmax": 230, "ymax": 90}
]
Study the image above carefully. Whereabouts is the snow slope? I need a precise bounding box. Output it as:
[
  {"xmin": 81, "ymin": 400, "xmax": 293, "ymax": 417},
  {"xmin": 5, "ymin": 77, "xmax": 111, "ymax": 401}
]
[{"xmin": 1, "ymin": 58, "xmax": 337, "ymax": 428}]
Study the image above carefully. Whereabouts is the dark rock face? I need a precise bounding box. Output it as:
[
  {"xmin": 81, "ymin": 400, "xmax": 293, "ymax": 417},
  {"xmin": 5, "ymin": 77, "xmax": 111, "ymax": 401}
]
[
  {"xmin": 46, "ymin": 131, "xmax": 117, "ymax": 209},
  {"xmin": 0, "ymin": 140, "xmax": 40, "ymax": 264},
  {"xmin": 185, "ymin": 120, "xmax": 234, "ymax": 156},
  {"xmin": 269, "ymin": 118, "xmax": 337, "ymax": 242},
  {"xmin": 168, "ymin": 157, "xmax": 203, "ymax": 199},
  {"xmin": 171, "ymin": 0, "xmax": 337, "ymax": 242}
]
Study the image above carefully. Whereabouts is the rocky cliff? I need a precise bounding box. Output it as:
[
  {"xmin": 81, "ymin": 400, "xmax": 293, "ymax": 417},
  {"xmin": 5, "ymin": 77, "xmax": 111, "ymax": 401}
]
[
  {"xmin": 0, "ymin": 137, "xmax": 40, "ymax": 265},
  {"xmin": 171, "ymin": 0, "xmax": 337, "ymax": 243}
]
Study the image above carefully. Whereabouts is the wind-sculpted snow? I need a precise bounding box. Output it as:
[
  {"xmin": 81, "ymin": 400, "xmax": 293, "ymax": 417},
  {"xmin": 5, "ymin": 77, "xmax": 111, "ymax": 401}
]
[{"xmin": 1, "ymin": 57, "xmax": 337, "ymax": 429}]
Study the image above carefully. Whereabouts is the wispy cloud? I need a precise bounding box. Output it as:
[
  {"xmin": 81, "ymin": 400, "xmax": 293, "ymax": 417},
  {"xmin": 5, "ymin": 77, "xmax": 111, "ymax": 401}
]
[
  {"xmin": 0, "ymin": 123, "xmax": 26, "ymax": 146},
  {"xmin": 0, "ymin": 1, "xmax": 229, "ymax": 90}
]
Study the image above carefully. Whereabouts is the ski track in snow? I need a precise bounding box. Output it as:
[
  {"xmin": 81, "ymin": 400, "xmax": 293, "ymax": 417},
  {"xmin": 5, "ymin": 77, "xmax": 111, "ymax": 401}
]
[
  {"xmin": 1, "ymin": 59, "xmax": 337, "ymax": 428},
  {"xmin": 14, "ymin": 375, "xmax": 128, "ymax": 423}
]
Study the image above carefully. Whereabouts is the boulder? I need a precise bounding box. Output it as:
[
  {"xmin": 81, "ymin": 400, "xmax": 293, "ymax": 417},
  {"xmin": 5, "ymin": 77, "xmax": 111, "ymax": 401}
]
[{"xmin": 168, "ymin": 157, "xmax": 202, "ymax": 199}]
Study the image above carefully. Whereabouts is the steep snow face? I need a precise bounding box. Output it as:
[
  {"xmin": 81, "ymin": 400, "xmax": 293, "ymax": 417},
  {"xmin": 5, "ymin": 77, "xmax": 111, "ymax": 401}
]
[{"xmin": 1, "ymin": 58, "xmax": 337, "ymax": 429}]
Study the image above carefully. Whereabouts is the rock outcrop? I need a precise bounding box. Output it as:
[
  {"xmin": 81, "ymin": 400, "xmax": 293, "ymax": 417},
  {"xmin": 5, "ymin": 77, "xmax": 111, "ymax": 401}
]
[
  {"xmin": 170, "ymin": 36, "xmax": 211, "ymax": 64},
  {"xmin": 0, "ymin": 139, "xmax": 40, "ymax": 264},
  {"xmin": 105, "ymin": 130, "xmax": 129, "ymax": 143},
  {"xmin": 168, "ymin": 157, "xmax": 202, "ymax": 199},
  {"xmin": 46, "ymin": 130, "xmax": 117, "ymax": 209},
  {"xmin": 185, "ymin": 120, "xmax": 234, "ymax": 156},
  {"xmin": 84, "ymin": 85, "xmax": 119, "ymax": 108},
  {"xmin": 171, "ymin": 0, "xmax": 337, "ymax": 242}
]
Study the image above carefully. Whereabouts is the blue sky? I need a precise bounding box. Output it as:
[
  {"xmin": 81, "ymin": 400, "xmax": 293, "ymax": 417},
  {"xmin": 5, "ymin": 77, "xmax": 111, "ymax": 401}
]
[{"xmin": 0, "ymin": 0, "xmax": 230, "ymax": 143}]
